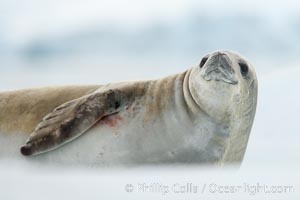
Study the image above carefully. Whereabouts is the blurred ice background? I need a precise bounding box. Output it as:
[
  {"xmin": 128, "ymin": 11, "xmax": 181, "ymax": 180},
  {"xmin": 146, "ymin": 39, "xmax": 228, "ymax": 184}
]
[{"xmin": 0, "ymin": 0, "xmax": 299, "ymax": 199}]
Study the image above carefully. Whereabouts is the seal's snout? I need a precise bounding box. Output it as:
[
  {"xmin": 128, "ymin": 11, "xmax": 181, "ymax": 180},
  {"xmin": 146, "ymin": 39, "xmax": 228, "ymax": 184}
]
[{"xmin": 200, "ymin": 51, "xmax": 238, "ymax": 85}]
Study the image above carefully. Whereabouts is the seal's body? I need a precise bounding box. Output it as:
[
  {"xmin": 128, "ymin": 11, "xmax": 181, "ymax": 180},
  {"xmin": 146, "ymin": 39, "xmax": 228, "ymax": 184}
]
[{"xmin": 0, "ymin": 50, "xmax": 257, "ymax": 166}]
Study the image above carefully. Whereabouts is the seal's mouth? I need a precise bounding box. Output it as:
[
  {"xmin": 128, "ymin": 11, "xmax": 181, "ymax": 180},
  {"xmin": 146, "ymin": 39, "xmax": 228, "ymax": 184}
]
[{"xmin": 200, "ymin": 52, "xmax": 238, "ymax": 85}]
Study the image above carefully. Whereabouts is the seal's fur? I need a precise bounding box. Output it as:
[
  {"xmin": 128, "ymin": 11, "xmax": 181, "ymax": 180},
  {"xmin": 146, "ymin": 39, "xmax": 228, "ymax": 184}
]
[{"xmin": 0, "ymin": 50, "xmax": 257, "ymax": 166}]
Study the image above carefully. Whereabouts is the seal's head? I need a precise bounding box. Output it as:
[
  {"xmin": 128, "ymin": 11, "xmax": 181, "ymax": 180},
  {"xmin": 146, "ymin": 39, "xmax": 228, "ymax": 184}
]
[{"xmin": 189, "ymin": 50, "xmax": 258, "ymax": 123}]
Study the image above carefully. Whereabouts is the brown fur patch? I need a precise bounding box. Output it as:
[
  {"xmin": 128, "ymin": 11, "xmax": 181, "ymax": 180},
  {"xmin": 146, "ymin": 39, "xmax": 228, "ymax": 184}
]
[{"xmin": 0, "ymin": 85, "xmax": 100, "ymax": 134}]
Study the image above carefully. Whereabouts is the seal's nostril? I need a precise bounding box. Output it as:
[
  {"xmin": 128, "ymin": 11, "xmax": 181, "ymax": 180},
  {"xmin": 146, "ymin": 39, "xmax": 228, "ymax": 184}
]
[
  {"xmin": 215, "ymin": 52, "xmax": 226, "ymax": 57},
  {"xmin": 199, "ymin": 56, "xmax": 209, "ymax": 68}
]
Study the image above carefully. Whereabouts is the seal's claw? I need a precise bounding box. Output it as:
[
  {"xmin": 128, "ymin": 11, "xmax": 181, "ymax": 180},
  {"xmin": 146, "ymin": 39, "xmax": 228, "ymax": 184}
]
[{"xmin": 20, "ymin": 144, "xmax": 32, "ymax": 156}]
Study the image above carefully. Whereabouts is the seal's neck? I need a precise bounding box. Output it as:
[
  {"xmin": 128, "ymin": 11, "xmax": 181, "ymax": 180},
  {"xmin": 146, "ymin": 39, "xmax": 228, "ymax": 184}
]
[{"xmin": 182, "ymin": 69, "xmax": 207, "ymax": 117}]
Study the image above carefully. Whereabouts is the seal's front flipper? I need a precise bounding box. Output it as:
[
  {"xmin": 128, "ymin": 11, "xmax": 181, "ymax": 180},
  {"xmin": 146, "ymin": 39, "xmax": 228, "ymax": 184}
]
[{"xmin": 20, "ymin": 89, "xmax": 126, "ymax": 156}]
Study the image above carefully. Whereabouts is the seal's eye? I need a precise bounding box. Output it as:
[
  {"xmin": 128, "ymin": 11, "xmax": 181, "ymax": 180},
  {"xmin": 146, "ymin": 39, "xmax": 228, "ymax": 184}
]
[
  {"xmin": 199, "ymin": 56, "xmax": 209, "ymax": 68},
  {"xmin": 239, "ymin": 62, "xmax": 249, "ymax": 76}
]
